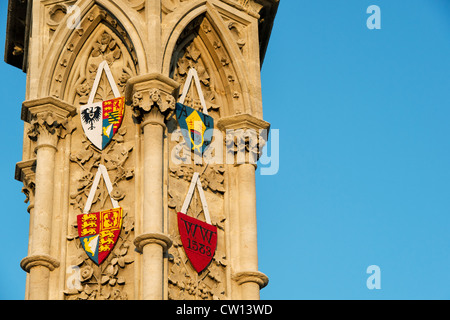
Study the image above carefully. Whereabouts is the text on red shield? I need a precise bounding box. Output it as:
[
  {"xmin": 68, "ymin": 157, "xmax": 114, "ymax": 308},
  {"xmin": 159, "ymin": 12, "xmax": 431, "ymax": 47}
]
[{"xmin": 177, "ymin": 212, "xmax": 217, "ymax": 273}]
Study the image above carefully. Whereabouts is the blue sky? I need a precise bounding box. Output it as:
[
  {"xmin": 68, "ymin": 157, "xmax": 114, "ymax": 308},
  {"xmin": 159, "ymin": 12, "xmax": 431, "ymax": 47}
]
[
  {"xmin": 258, "ymin": 0, "xmax": 450, "ymax": 299},
  {"xmin": 1, "ymin": 0, "xmax": 450, "ymax": 300}
]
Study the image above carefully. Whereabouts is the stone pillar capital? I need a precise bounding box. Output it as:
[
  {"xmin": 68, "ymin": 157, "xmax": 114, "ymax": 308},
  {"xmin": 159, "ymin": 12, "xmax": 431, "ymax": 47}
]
[
  {"xmin": 218, "ymin": 114, "xmax": 270, "ymax": 165},
  {"xmin": 22, "ymin": 97, "xmax": 76, "ymax": 147},
  {"xmin": 126, "ymin": 73, "xmax": 180, "ymax": 125}
]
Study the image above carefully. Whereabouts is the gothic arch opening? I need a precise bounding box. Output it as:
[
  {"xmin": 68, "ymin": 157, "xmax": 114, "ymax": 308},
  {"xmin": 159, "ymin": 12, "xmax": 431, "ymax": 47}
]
[
  {"xmin": 166, "ymin": 13, "xmax": 232, "ymax": 301},
  {"xmin": 168, "ymin": 14, "xmax": 246, "ymax": 119},
  {"xmin": 46, "ymin": 4, "xmax": 140, "ymax": 103}
]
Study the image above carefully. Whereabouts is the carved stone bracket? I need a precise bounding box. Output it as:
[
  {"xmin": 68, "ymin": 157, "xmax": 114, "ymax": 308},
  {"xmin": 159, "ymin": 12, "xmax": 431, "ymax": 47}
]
[
  {"xmin": 232, "ymin": 270, "xmax": 269, "ymax": 289},
  {"xmin": 20, "ymin": 254, "xmax": 61, "ymax": 273},
  {"xmin": 134, "ymin": 233, "xmax": 173, "ymax": 253},
  {"xmin": 126, "ymin": 73, "xmax": 180, "ymax": 125},
  {"xmin": 15, "ymin": 159, "xmax": 37, "ymax": 213}
]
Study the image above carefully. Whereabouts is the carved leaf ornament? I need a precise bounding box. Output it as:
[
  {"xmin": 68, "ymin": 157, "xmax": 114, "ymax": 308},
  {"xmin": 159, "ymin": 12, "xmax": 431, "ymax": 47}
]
[{"xmin": 80, "ymin": 61, "xmax": 125, "ymax": 150}]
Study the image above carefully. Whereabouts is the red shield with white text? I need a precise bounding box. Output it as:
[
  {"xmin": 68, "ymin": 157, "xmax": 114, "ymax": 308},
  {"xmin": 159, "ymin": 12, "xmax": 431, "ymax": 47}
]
[{"xmin": 177, "ymin": 212, "xmax": 217, "ymax": 273}]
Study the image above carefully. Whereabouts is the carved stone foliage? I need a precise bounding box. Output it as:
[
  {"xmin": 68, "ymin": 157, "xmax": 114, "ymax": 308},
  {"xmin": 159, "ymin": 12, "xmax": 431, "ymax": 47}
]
[
  {"xmin": 65, "ymin": 220, "xmax": 134, "ymax": 300},
  {"xmin": 27, "ymin": 111, "xmax": 75, "ymax": 143},
  {"xmin": 170, "ymin": 15, "xmax": 244, "ymax": 117},
  {"xmin": 65, "ymin": 127, "xmax": 135, "ymax": 300},
  {"xmin": 225, "ymin": 128, "xmax": 266, "ymax": 163},
  {"xmin": 69, "ymin": 129, "xmax": 134, "ymax": 213},
  {"xmin": 167, "ymin": 242, "xmax": 227, "ymax": 300},
  {"xmin": 220, "ymin": 17, "xmax": 248, "ymax": 53},
  {"xmin": 21, "ymin": 177, "xmax": 35, "ymax": 210},
  {"xmin": 132, "ymin": 88, "xmax": 176, "ymax": 123},
  {"xmin": 73, "ymin": 29, "xmax": 134, "ymax": 105},
  {"xmin": 61, "ymin": 6, "xmax": 138, "ymax": 299},
  {"xmin": 163, "ymin": 1, "xmax": 250, "ymax": 58},
  {"xmin": 172, "ymin": 42, "xmax": 221, "ymax": 117},
  {"xmin": 166, "ymin": 13, "xmax": 238, "ymax": 300},
  {"xmin": 169, "ymin": 164, "xmax": 226, "ymax": 197}
]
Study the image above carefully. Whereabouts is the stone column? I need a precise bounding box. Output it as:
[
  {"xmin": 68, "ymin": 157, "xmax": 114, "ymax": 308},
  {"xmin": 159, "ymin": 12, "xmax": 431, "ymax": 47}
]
[
  {"xmin": 127, "ymin": 74, "xmax": 179, "ymax": 300},
  {"xmin": 218, "ymin": 114, "xmax": 270, "ymax": 300},
  {"xmin": 15, "ymin": 159, "xmax": 36, "ymax": 299},
  {"xmin": 145, "ymin": 0, "xmax": 162, "ymax": 73},
  {"xmin": 19, "ymin": 97, "xmax": 75, "ymax": 300}
]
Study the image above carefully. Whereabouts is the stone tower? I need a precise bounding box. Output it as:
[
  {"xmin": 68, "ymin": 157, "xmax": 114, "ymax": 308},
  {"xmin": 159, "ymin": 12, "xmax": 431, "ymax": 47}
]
[{"xmin": 6, "ymin": 0, "xmax": 279, "ymax": 300}]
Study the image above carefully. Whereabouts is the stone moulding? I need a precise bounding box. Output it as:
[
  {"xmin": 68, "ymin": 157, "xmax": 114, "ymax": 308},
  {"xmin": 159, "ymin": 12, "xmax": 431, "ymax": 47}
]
[
  {"xmin": 21, "ymin": 96, "xmax": 77, "ymax": 123},
  {"xmin": 217, "ymin": 113, "xmax": 270, "ymax": 132},
  {"xmin": 20, "ymin": 254, "xmax": 60, "ymax": 273},
  {"xmin": 232, "ymin": 270, "xmax": 269, "ymax": 289},
  {"xmin": 134, "ymin": 233, "xmax": 173, "ymax": 253}
]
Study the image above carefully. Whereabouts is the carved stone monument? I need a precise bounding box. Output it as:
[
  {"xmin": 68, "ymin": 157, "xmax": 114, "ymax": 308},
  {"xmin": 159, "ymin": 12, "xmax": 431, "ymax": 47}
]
[{"xmin": 6, "ymin": 0, "xmax": 279, "ymax": 300}]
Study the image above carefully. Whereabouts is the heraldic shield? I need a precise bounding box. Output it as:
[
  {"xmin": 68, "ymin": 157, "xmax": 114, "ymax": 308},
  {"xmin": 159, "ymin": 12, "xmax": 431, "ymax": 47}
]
[
  {"xmin": 80, "ymin": 97, "xmax": 124, "ymax": 150},
  {"xmin": 177, "ymin": 211, "xmax": 217, "ymax": 273},
  {"xmin": 80, "ymin": 61, "xmax": 125, "ymax": 150},
  {"xmin": 177, "ymin": 172, "xmax": 217, "ymax": 273},
  {"xmin": 176, "ymin": 68, "xmax": 214, "ymax": 155},
  {"xmin": 176, "ymin": 102, "xmax": 214, "ymax": 155},
  {"xmin": 77, "ymin": 165, "xmax": 123, "ymax": 265},
  {"xmin": 77, "ymin": 208, "xmax": 123, "ymax": 265}
]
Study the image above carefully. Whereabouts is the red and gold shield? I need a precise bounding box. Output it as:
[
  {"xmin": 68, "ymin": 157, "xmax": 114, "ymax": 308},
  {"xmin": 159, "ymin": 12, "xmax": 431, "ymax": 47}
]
[
  {"xmin": 177, "ymin": 211, "xmax": 217, "ymax": 273},
  {"xmin": 77, "ymin": 208, "xmax": 123, "ymax": 265}
]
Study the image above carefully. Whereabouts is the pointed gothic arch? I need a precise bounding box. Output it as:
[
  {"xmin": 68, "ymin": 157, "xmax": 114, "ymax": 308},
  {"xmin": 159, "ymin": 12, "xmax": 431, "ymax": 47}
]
[
  {"xmin": 162, "ymin": 1, "xmax": 255, "ymax": 117},
  {"xmin": 39, "ymin": 0, "xmax": 146, "ymax": 101}
]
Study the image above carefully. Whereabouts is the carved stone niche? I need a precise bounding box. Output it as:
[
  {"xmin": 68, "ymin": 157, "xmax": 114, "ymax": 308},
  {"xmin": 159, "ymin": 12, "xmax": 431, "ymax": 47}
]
[
  {"xmin": 59, "ymin": 6, "xmax": 139, "ymax": 301},
  {"xmin": 166, "ymin": 14, "xmax": 235, "ymax": 301}
]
